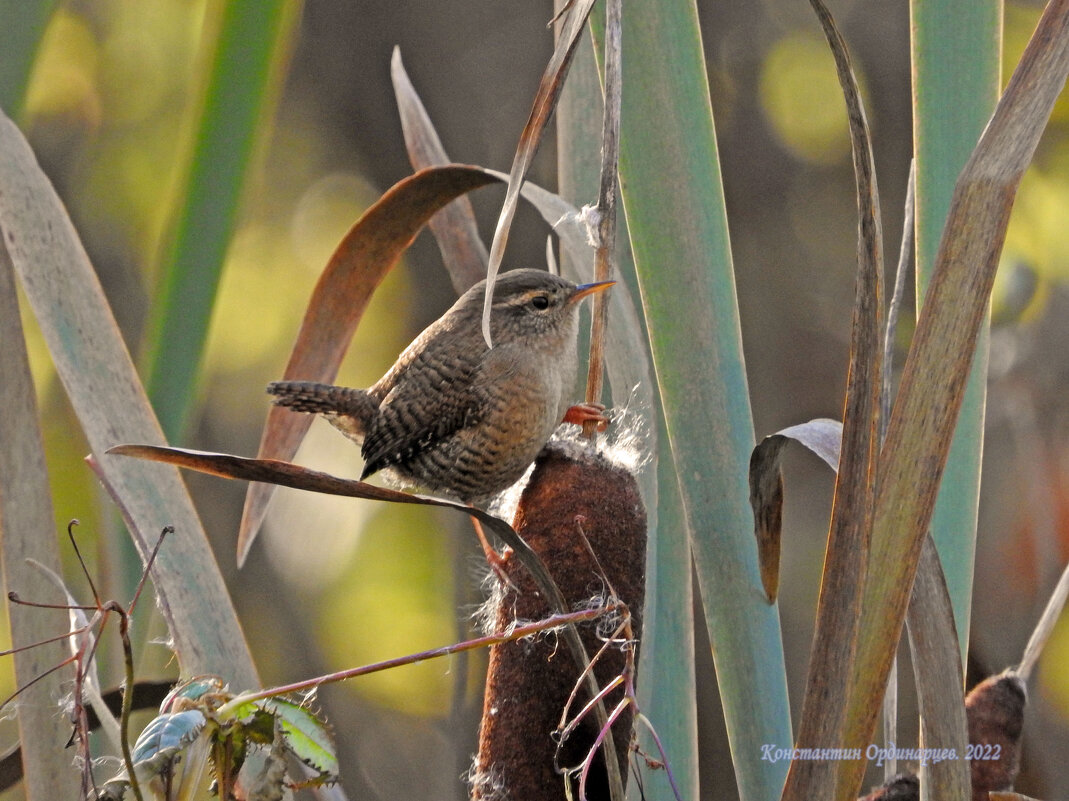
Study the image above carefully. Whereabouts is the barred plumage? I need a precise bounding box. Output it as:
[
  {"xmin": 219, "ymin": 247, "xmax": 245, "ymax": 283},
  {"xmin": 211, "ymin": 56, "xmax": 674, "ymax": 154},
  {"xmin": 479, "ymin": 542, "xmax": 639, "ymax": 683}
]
[{"xmin": 267, "ymin": 269, "xmax": 612, "ymax": 504}]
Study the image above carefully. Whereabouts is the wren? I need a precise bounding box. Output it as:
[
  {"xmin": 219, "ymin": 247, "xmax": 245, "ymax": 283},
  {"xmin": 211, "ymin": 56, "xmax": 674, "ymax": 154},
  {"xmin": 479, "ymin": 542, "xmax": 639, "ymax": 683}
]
[{"xmin": 267, "ymin": 269, "xmax": 612, "ymax": 505}]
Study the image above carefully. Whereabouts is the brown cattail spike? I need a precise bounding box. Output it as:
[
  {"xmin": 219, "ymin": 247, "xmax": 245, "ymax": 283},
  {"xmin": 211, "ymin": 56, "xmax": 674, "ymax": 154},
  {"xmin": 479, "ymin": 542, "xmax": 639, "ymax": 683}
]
[
  {"xmin": 858, "ymin": 773, "xmax": 919, "ymax": 801},
  {"xmin": 471, "ymin": 441, "xmax": 647, "ymax": 801},
  {"xmin": 965, "ymin": 670, "xmax": 1027, "ymax": 798}
]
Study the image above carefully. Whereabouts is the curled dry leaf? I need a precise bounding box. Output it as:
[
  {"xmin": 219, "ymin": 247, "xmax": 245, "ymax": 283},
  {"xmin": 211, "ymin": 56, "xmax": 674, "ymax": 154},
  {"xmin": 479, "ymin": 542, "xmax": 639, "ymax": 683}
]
[
  {"xmin": 748, "ymin": 418, "xmax": 842, "ymax": 602},
  {"xmin": 242, "ymin": 159, "xmax": 655, "ymax": 566},
  {"xmin": 112, "ymin": 444, "xmax": 606, "ymax": 708},
  {"xmin": 114, "ymin": 440, "xmax": 634, "ymax": 800}
]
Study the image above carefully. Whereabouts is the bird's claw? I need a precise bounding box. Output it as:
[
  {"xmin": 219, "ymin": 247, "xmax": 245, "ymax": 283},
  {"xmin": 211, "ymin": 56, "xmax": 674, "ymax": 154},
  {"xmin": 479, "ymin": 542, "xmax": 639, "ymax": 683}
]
[
  {"xmin": 562, "ymin": 402, "xmax": 610, "ymax": 432},
  {"xmin": 471, "ymin": 516, "xmax": 518, "ymax": 591}
]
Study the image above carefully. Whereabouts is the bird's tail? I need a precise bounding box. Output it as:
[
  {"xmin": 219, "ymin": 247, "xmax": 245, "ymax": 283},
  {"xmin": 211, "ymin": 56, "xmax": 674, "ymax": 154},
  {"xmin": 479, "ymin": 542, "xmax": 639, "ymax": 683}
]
[{"xmin": 266, "ymin": 381, "xmax": 377, "ymax": 428}]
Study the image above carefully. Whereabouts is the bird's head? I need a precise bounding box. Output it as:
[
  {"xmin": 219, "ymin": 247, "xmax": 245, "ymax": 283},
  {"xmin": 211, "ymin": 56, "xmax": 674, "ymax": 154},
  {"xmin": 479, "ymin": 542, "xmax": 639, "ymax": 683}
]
[{"xmin": 465, "ymin": 268, "xmax": 614, "ymax": 345}]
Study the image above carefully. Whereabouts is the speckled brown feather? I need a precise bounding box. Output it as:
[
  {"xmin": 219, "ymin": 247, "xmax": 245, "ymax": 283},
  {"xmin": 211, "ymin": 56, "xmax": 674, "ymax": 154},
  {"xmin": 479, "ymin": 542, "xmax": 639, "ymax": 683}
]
[
  {"xmin": 267, "ymin": 269, "xmax": 611, "ymax": 503},
  {"xmin": 264, "ymin": 381, "xmax": 377, "ymax": 442}
]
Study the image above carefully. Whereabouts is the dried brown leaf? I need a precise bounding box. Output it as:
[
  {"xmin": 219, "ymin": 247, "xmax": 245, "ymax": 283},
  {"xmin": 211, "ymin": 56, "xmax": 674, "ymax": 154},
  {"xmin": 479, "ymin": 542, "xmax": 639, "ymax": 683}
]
[
  {"xmin": 113, "ymin": 440, "xmax": 620, "ymax": 796},
  {"xmin": 122, "ymin": 444, "xmax": 570, "ymax": 621},
  {"xmin": 391, "ymin": 48, "xmax": 488, "ymax": 293},
  {"xmin": 784, "ymin": 1, "xmax": 885, "ymax": 797},
  {"xmin": 905, "ymin": 537, "xmax": 970, "ymax": 800},
  {"xmin": 748, "ymin": 418, "xmax": 842, "ymax": 602}
]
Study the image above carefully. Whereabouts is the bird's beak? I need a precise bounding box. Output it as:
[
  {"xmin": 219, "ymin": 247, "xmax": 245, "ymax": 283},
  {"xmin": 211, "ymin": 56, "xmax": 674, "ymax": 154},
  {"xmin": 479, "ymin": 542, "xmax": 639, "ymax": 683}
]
[{"xmin": 570, "ymin": 279, "xmax": 616, "ymax": 302}]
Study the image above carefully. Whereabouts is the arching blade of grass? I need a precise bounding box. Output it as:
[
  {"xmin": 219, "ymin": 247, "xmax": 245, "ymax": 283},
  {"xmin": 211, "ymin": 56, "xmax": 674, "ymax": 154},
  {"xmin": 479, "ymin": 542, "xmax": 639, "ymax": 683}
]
[
  {"xmin": 782, "ymin": 2, "xmax": 886, "ymax": 797},
  {"xmin": 142, "ymin": 0, "xmax": 302, "ymax": 443},
  {"xmin": 479, "ymin": 0, "xmax": 598, "ymax": 346},
  {"xmin": 910, "ymin": 0, "xmax": 1002, "ymax": 663},
  {"xmin": 237, "ymin": 166, "xmax": 499, "ymax": 565},
  {"xmin": 592, "ymin": 2, "xmax": 792, "ymax": 799},
  {"xmin": 0, "ymin": 110, "xmax": 259, "ymax": 690},
  {"xmin": 0, "ymin": 217, "xmax": 80, "ymax": 801}
]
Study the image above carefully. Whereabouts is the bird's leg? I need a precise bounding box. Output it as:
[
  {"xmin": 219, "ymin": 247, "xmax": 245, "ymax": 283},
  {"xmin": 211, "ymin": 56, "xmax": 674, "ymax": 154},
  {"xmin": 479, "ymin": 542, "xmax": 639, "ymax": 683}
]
[
  {"xmin": 562, "ymin": 403, "xmax": 609, "ymax": 432},
  {"xmin": 470, "ymin": 516, "xmax": 516, "ymax": 590}
]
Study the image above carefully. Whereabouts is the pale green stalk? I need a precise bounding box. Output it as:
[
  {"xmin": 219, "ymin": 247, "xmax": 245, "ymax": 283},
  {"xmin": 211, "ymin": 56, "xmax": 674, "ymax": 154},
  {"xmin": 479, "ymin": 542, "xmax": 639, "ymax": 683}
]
[
  {"xmin": 556, "ymin": 14, "xmax": 699, "ymax": 799},
  {"xmin": 911, "ymin": 0, "xmax": 1002, "ymax": 663},
  {"xmin": 592, "ymin": 3, "xmax": 792, "ymax": 799}
]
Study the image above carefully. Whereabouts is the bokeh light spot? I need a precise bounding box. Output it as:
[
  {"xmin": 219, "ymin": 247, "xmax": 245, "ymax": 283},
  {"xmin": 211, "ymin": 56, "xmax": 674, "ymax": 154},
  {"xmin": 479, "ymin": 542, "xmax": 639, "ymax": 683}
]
[
  {"xmin": 759, "ymin": 31, "xmax": 852, "ymax": 164},
  {"xmin": 24, "ymin": 10, "xmax": 102, "ymax": 127},
  {"xmin": 314, "ymin": 504, "xmax": 457, "ymax": 719},
  {"xmin": 1039, "ymin": 612, "xmax": 1069, "ymax": 718}
]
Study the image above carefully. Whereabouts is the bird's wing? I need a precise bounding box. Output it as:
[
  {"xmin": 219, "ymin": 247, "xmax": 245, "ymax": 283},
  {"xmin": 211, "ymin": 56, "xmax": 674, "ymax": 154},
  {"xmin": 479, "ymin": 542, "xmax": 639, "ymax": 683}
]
[{"xmin": 360, "ymin": 345, "xmax": 486, "ymax": 479}]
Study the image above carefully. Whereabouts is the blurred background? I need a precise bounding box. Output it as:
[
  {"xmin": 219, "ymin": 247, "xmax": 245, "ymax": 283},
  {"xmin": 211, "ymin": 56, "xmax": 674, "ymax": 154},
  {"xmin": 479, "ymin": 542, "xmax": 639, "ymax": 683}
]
[{"xmin": 3, "ymin": 0, "xmax": 1069, "ymax": 798}]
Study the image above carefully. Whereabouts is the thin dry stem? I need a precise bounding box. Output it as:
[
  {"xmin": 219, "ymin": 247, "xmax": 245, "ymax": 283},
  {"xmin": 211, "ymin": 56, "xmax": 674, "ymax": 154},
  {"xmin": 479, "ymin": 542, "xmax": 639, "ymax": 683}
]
[
  {"xmin": 110, "ymin": 602, "xmax": 145, "ymax": 801},
  {"xmin": 129, "ymin": 526, "xmax": 172, "ymax": 614},
  {"xmin": 482, "ymin": 0, "xmax": 599, "ymax": 346},
  {"xmin": 1018, "ymin": 558, "xmax": 1069, "ymax": 680},
  {"xmin": 66, "ymin": 520, "xmax": 102, "ymax": 606},
  {"xmin": 881, "ymin": 159, "xmax": 916, "ymax": 780},
  {"xmin": 577, "ymin": 697, "xmax": 633, "ymax": 800},
  {"xmin": 633, "ymin": 713, "xmax": 685, "ymax": 801},
  {"xmin": 582, "ymin": 0, "xmax": 622, "ymax": 437},
  {"xmin": 223, "ymin": 606, "xmax": 614, "ymax": 710}
]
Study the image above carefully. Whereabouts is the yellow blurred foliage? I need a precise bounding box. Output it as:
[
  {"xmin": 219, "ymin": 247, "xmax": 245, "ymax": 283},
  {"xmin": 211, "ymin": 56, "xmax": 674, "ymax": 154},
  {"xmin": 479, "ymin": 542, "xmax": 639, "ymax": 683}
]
[
  {"xmin": 759, "ymin": 31, "xmax": 854, "ymax": 164},
  {"xmin": 24, "ymin": 10, "xmax": 101, "ymax": 127},
  {"xmin": 1039, "ymin": 612, "xmax": 1069, "ymax": 718},
  {"xmin": 314, "ymin": 504, "xmax": 459, "ymax": 719}
]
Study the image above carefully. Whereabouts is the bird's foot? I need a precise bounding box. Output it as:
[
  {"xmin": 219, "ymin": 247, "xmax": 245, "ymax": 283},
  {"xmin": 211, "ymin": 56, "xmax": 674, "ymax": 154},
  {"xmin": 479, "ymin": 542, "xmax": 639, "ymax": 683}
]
[
  {"xmin": 471, "ymin": 517, "xmax": 517, "ymax": 591},
  {"xmin": 562, "ymin": 402, "xmax": 609, "ymax": 432}
]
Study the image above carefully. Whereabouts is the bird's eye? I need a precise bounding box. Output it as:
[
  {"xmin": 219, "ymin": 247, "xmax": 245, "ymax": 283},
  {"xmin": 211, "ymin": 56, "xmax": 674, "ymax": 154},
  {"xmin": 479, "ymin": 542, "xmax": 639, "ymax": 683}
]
[{"xmin": 530, "ymin": 294, "xmax": 550, "ymax": 310}]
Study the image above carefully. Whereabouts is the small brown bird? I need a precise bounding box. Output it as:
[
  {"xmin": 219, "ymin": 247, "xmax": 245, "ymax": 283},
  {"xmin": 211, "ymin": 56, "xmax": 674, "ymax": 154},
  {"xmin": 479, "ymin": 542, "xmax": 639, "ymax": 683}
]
[{"xmin": 268, "ymin": 269, "xmax": 612, "ymax": 505}]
